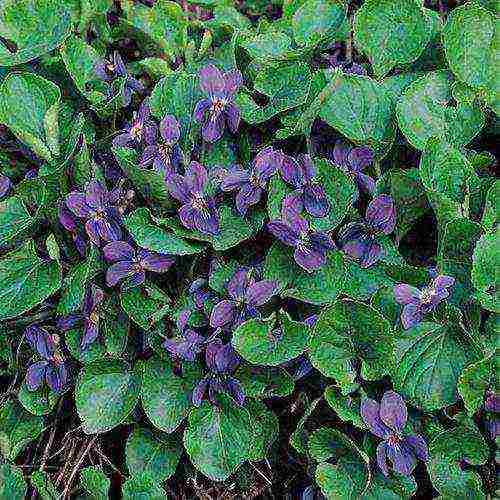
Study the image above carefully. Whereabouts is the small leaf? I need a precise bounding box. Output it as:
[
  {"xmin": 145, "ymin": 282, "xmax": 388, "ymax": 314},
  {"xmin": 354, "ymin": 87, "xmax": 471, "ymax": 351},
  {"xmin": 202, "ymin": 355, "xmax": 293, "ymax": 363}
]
[
  {"xmin": 122, "ymin": 473, "xmax": 165, "ymax": 500},
  {"xmin": 0, "ymin": 464, "xmax": 27, "ymax": 500},
  {"xmin": 246, "ymin": 400, "xmax": 279, "ymax": 462},
  {"xmin": 0, "ymin": 195, "xmax": 38, "ymax": 249},
  {"xmin": 31, "ymin": 470, "xmax": 58, "ymax": 500},
  {"xmin": 324, "ymin": 386, "xmax": 366, "ymax": 429},
  {"xmin": 79, "ymin": 466, "xmax": 110, "ymax": 500},
  {"xmin": 457, "ymin": 355, "xmax": 493, "ymax": 416},
  {"xmin": 235, "ymin": 365, "xmax": 295, "ymax": 399}
]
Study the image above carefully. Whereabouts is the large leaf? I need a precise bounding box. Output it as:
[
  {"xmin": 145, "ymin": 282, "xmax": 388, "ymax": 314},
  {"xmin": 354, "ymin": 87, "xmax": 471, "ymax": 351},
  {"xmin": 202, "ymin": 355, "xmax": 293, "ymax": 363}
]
[
  {"xmin": 0, "ymin": 464, "xmax": 27, "ymax": 500},
  {"xmin": 183, "ymin": 394, "xmax": 253, "ymax": 481},
  {"xmin": 0, "ymin": 73, "xmax": 60, "ymax": 162},
  {"xmin": 246, "ymin": 400, "xmax": 279, "ymax": 462},
  {"xmin": 396, "ymin": 70, "xmax": 485, "ymax": 150},
  {"xmin": 79, "ymin": 467, "xmax": 110, "ymax": 500},
  {"xmin": 353, "ymin": 0, "xmax": 435, "ymax": 77},
  {"xmin": 141, "ymin": 356, "xmax": 201, "ymax": 433},
  {"xmin": 0, "ymin": 0, "xmax": 71, "ymax": 66},
  {"xmin": 309, "ymin": 300, "xmax": 393, "ymax": 392},
  {"xmin": 392, "ymin": 322, "xmax": 479, "ymax": 411},
  {"xmin": 232, "ymin": 311, "xmax": 310, "ymax": 366},
  {"xmin": 122, "ymin": 473, "xmax": 165, "ymax": 500},
  {"xmin": 126, "ymin": 427, "xmax": 181, "ymax": 482},
  {"xmin": 75, "ymin": 360, "xmax": 142, "ymax": 434},
  {"xmin": 0, "ymin": 195, "xmax": 38, "ymax": 249},
  {"xmin": 457, "ymin": 354, "xmax": 494, "ymax": 416},
  {"xmin": 0, "ymin": 240, "xmax": 62, "ymax": 321},
  {"xmin": 318, "ymin": 71, "xmax": 395, "ymax": 153}
]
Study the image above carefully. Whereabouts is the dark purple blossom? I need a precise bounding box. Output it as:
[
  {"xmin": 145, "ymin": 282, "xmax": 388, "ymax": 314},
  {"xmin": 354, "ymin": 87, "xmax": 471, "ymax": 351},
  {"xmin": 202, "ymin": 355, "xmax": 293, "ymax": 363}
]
[
  {"xmin": 192, "ymin": 340, "xmax": 244, "ymax": 406},
  {"xmin": 394, "ymin": 275, "xmax": 455, "ymax": 329},
  {"xmin": 268, "ymin": 211, "xmax": 336, "ymax": 273},
  {"xmin": 194, "ymin": 65, "xmax": 242, "ymax": 143},
  {"xmin": 361, "ymin": 391, "xmax": 428, "ymax": 476},
  {"xmin": 279, "ymin": 153, "xmax": 330, "ymax": 218},
  {"xmin": 65, "ymin": 180, "xmax": 122, "ymax": 246},
  {"xmin": 331, "ymin": 141, "xmax": 375, "ymax": 194},
  {"xmin": 0, "ymin": 174, "xmax": 11, "ymax": 198},
  {"xmin": 140, "ymin": 115, "xmax": 182, "ymax": 178},
  {"xmin": 113, "ymin": 100, "xmax": 156, "ymax": 148},
  {"xmin": 220, "ymin": 146, "xmax": 280, "ymax": 215},
  {"xmin": 338, "ymin": 194, "xmax": 396, "ymax": 268},
  {"xmin": 58, "ymin": 205, "xmax": 88, "ymax": 256},
  {"xmin": 485, "ymin": 391, "xmax": 500, "ymax": 413},
  {"xmin": 25, "ymin": 326, "xmax": 68, "ymax": 394},
  {"xmin": 209, "ymin": 268, "xmax": 277, "ymax": 329},
  {"xmin": 166, "ymin": 161, "xmax": 219, "ymax": 235},
  {"xmin": 57, "ymin": 285, "xmax": 104, "ymax": 349},
  {"xmin": 95, "ymin": 51, "xmax": 144, "ymax": 106},
  {"xmin": 103, "ymin": 241, "xmax": 175, "ymax": 287},
  {"xmin": 325, "ymin": 45, "xmax": 367, "ymax": 76},
  {"xmin": 189, "ymin": 278, "xmax": 212, "ymax": 310},
  {"xmin": 163, "ymin": 310, "xmax": 205, "ymax": 362}
]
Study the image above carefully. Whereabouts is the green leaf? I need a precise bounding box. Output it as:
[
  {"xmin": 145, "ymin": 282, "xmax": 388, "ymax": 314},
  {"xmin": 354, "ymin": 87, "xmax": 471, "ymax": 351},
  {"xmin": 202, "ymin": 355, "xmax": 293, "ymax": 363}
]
[
  {"xmin": 341, "ymin": 258, "xmax": 394, "ymax": 301},
  {"xmin": 232, "ymin": 311, "xmax": 310, "ymax": 366},
  {"xmin": 0, "ymin": 195, "xmax": 38, "ymax": 249},
  {"xmin": 120, "ymin": 283, "xmax": 171, "ymax": 330},
  {"xmin": 458, "ymin": 354, "xmax": 494, "ymax": 416},
  {"xmin": 141, "ymin": 356, "xmax": 201, "ymax": 433},
  {"xmin": 112, "ymin": 146, "xmax": 174, "ymax": 208},
  {"xmin": 79, "ymin": 466, "xmax": 110, "ymax": 500},
  {"xmin": 290, "ymin": 396, "xmax": 321, "ymax": 454},
  {"xmin": 31, "ymin": 470, "xmax": 58, "ymax": 500},
  {"xmin": 0, "ymin": 0, "xmax": 71, "ymax": 66},
  {"xmin": 471, "ymin": 228, "xmax": 499, "ymax": 312},
  {"xmin": 18, "ymin": 383, "xmax": 58, "ymax": 416},
  {"xmin": 239, "ymin": 31, "xmax": 293, "ymax": 61},
  {"xmin": 292, "ymin": 0, "xmax": 346, "ymax": 48},
  {"xmin": 236, "ymin": 62, "xmax": 311, "ymax": 124},
  {"xmin": 0, "ymin": 240, "xmax": 62, "ymax": 321},
  {"xmin": 75, "ymin": 360, "xmax": 142, "ymax": 434},
  {"xmin": 209, "ymin": 259, "xmax": 239, "ymax": 294},
  {"xmin": 65, "ymin": 327, "xmax": 107, "ymax": 365},
  {"xmin": 318, "ymin": 71, "xmax": 395, "ymax": 153},
  {"xmin": 150, "ymin": 71, "xmax": 203, "ymax": 149},
  {"xmin": 362, "ymin": 472, "xmax": 417, "ymax": 499},
  {"xmin": 0, "ymin": 400, "xmax": 44, "ymax": 461},
  {"xmin": 124, "ymin": 207, "xmax": 203, "ymax": 256},
  {"xmin": 481, "ymin": 179, "xmax": 499, "ymax": 231},
  {"xmin": 392, "ymin": 322, "xmax": 480, "ymax": 411},
  {"xmin": 102, "ymin": 294, "xmax": 129, "ymax": 357},
  {"xmin": 0, "ymin": 464, "xmax": 27, "ymax": 500},
  {"xmin": 235, "ymin": 365, "xmax": 295, "ymax": 399},
  {"xmin": 246, "ymin": 399, "xmax": 279, "ymax": 462},
  {"xmin": 122, "ymin": 0, "xmax": 187, "ymax": 61},
  {"xmin": 353, "ymin": 0, "xmax": 435, "ymax": 77},
  {"xmin": 122, "ymin": 473, "xmax": 165, "ymax": 500},
  {"xmin": 0, "ymin": 73, "xmax": 60, "ymax": 162},
  {"xmin": 396, "ymin": 70, "xmax": 485, "ymax": 151},
  {"xmin": 309, "ymin": 300, "xmax": 393, "ymax": 392},
  {"xmin": 264, "ymin": 243, "xmax": 345, "ymax": 305},
  {"xmin": 183, "ymin": 394, "xmax": 253, "ymax": 481},
  {"xmin": 126, "ymin": 427, "xmax": 181, "ymax": 482},
  {"xmin": 442, "ymin": 3, "xmax": 498, "ymax": 114},
  {"xmin": 324, "ymin": 386, "xmax": 366, "ymax": 429}
]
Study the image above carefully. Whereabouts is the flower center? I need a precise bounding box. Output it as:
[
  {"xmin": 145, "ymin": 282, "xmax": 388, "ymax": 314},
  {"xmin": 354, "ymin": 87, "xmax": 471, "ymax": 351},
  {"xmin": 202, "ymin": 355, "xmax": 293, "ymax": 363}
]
[
  {"xmin": 191, "ymin": 192, "xmax": 208, "ymax": 212},
  {"xmin": 420, "ymin": 287, "xmax": 436, "ymax": 304},
  {"xmin": 387, "ymin": 434, "xmax": 401, "ymax": 446},
  {"xmin": 211, "ymin": 98, "xmax": 226, "ymax": 116},
  {"xmin": 130, "ymin": 122, "xmax": 143, "ymax": 139}
]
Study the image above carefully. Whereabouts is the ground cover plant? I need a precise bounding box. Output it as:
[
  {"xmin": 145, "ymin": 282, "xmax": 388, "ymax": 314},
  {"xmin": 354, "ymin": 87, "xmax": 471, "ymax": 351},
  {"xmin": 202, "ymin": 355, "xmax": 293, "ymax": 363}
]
[{"xmin": 0, "ymin": 0, "xmax": 498, "ymax": 498}]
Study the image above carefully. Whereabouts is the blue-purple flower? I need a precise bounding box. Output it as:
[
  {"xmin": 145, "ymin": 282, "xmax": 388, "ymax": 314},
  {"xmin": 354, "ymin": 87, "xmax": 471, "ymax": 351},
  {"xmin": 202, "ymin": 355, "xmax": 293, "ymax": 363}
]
[
  {"xmin": 220, "ymin": 146, "xmax": 280, "ymax": 216},
  {"xmin": 103, "ymin": 241, "xmax": 175, "ymax": 287},
  {"xmin": 194, "ymin": 65, "xmax": 242, "ymax": 143},
  {"xmin": 209, "ymin": 268, "xmax": 277, "ymax": 329},
  {"xmin": 58, "ymin": 204, "xmax": 88, "ymax": 256},
  {"xmin": 163, "ymin": 310, "xmax": 205, "ymax": 362},
  {"xmin": 0, "ymin": 174, "xmax": 11, "ymax": 199},
  {"xmin": 361, "ymin": 391, "xmax": 428, "ymax": 476},
  {"xmin": 65, "ymin": 180, "xmax": 123, "ymax": 246},
  {"xmin": 166, "ymin": 161, "xmax": 219, "ymax": 235},
  {"xmin": 189, "ymin": 278, "xmax": 213, "ymax": 310},
  {"xmin": 25, "ymin": 326, "xmax": 68, "ymax": 394},
  {"xmin": 279, "ymin": 153, "xmax": 330, "ymax": 218},
  {"xmin": 338, "ymin": 194, "xmax": 396, "ymax": 268},
  {"xmin": 95, "ymin": 51, "xmax": 144, "ymax": 106},
  {"xmin": 140, "ymin": 114, "xmax": 182, "ymax": 178},
  {"xmin": 113, "ymin": 99, "xmax": 156, "ymax": 148},
  {"xmin": 268, "ymin": 211, "xmax": 336, "ymax": 273},
  {"xmin": 331, "ymin": 141, "xmax": 375, "ymax": 194},
  {"xmin": 394, "ymin": 275, "xmax": 455, "ymax": 329},
  {"xmin": 57, "ymin": 285, "xmax": 104, "ymax": 349},
  {"xmin": 192, "ymin": 340, "xmax": 245, "ymax": 406}
]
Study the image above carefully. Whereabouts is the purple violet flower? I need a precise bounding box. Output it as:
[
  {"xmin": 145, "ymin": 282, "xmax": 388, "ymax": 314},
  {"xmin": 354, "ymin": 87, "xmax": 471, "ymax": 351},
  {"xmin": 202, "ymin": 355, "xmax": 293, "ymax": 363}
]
[
  {"xmin": 209, "ymin": 268, "xmax": 277, "ymax": 329},
  {"xmin": 331, "ymin": 141, "xmax": 375, "ymax": 194},
  {"xmin": 394, "ymin": 275, "xmax": 455, "ymax": 329},
  {"xmin": 279, "ymin": 153, "xmax": 330, "ymax": 218},
  {"xmin": 220, "ymin": 146, "xmax": 280, "ymax": 216},
  {"xmin": 140, "ymin": 114, "xmax": 182, "ymax": 179},
  {"xmin": 485, "ymin": 391, "xmax": 500, "ymax": 413},
  {"xmin": 338, "ymin": 194, "xmax": 396, "ymax": 268},
  {"xmin": 163, "ymin": 310, "xmax": 205, "ymax": 362},
  {"xmin": 103, "ymin": 241, "xmax": 175, "ymax": 287},
  {"xmin": 65, "ymin": 180, "xmax": 123, "ymax": 246},
  {"xmin": 194, "ymin": 65, "xmax": 242, "ymax": 143},
  {"xmin": 57, "ymin": 285, "xmax": 104, "ymax": 349},
  {"xmin": 58, "ymin": 205, "xmax": 88, "ymax": 256},
  {"xmin": 192, "ymin": 340, "xmax": 245, "ymax": 407},
  {"xmin": 189, "ymin": 278, "xmax": 212, "ymax": 310},
  {"xmin": 113, "ymin": 99, "xmax": 156, "ymax": 148},
  {"xmin": 268, "ymin": 211, "xmax": 336, "ymax": 273},
  {"xmin": 361, "ymin": 391, "xmax": 428, "ymax": 477},
  {"xmin": 25, "ymin": 326, "xmax": 68, "ymax": 394},
  {"xmin": 0, "ymin": 174, "xmax": 11, "ymax": 198},
  {"xmin": 95, "ymin": 51, "xmax": 144, "ymax": 106},
  {"xmin": 165, "ymin": 161, "xmax": 219, "ymax": 235}
]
